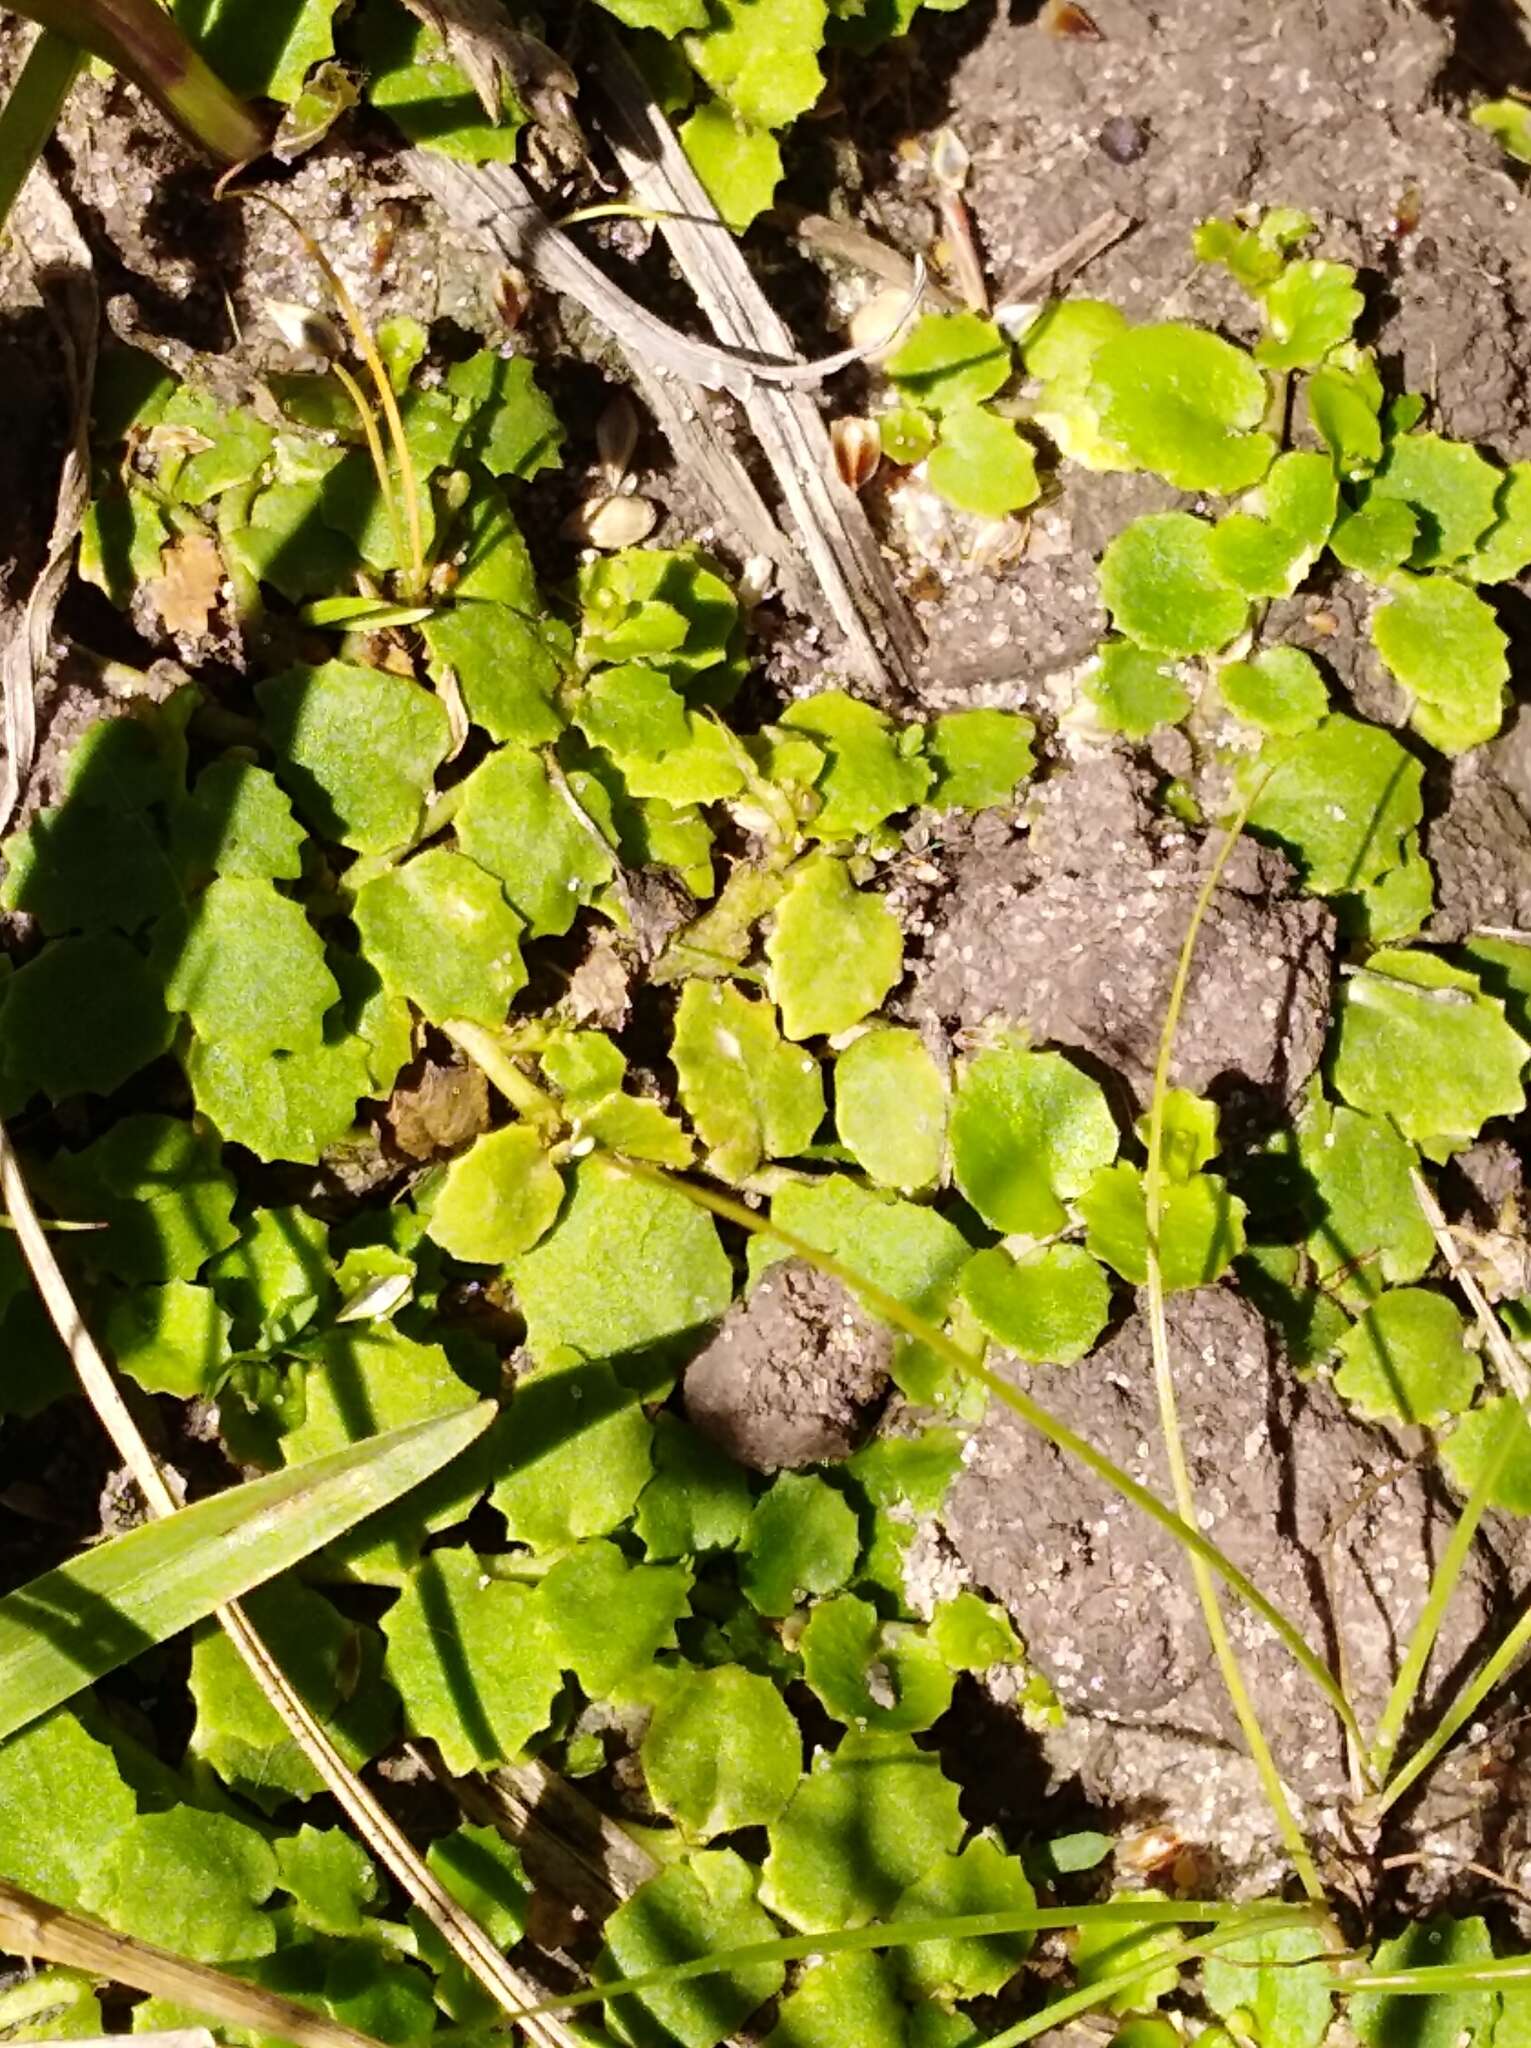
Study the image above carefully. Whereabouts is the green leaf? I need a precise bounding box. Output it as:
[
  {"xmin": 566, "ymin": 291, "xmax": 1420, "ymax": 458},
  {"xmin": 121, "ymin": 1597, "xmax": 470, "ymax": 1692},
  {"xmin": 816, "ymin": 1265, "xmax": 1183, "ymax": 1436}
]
[
  {"xmin": 425, "ymin": 1124, "xmax": 565, "ymax": 1263},
  {"xmin": 950, "ymin": 1042, "xmax": 1118, "ymax": 1236},
  {"xmin": 354, "ymin": 847, "xmax": 526, "ymax": 1027},
  {"xmin": 104, "ymin": 1279, "xmax": 231, "ymax": 1398},
  {"xmin": 188, "ymin": 1580, "xmax": 396, "ymax": 1812},
  {"xmin": 927, "ymin": 405, "xmax": 1041, "ymax": 518},
  {"xmin": 761, "ymin": 1730, "xmax": 965, "ymax": 1931},
  {"xmin": 1074, "ymin": 1895, "xmax": 1183, "ymax": 2014},
  {"xmin": 1473, "ymin": 96, "xmax": 1531, "ymax": 163},
  {"xmin": 1084, "ymin": 641, "xmax": 1191, "ymax": 738},
  {"xmin": 1371, "ymin": 572, "xmax": 1509, "ymax": 754},
  {"xmin": 171, "ymin": 760, "xmax": 307, "ymax": 883},
  {"xmin": 0, "ymin": 933, "xmax": 172, "ymax": 1102},
  {"xmin": 81, "ymin": 1809, "xmax": 277, "ymax": 1962},
  {"xmin": 259, "ymin": 659, "xmax": 450, "ymax": 854},
  {"xmin": 207, "ymin": 1204, "xmax": 333, "ymax": 1350},
  {"xmin": 0, "ymin": 1712, "xmax": 135, "ymax": 1908},
  {"xmin": 1193, "ymin": 209, "xmax": 1313, "ymax": 291},
  {"xmin": 423, "ymin": 604, "xmax": 565, "ymax": 747},
  {"xmin": 878, "ymin": 406, "xmax": 937, "ymax": 467},
  {"xmin": 579, "ymin": 547, "xmax": 739, "ymax": 679},
  {"xmin": 765, "ymin": 856, "xmax": 903, "ymax": 1039},
  {"xmin": 448, "ymin": 351, "xmax": 564, "ymax": 481},
  {"xmin": 1138, "ymin": 1089, "xmax": 1221, "ymax": 1181},
  {"xmin": 641, "ymin": 1664, "xmax": 801, "ymax": 1839},
  {"xmin": 929, "ymin": 1590, "xmax": 1022, "ymax": 1670},
  {"xmin": 1331, "ymin": 949, "xmax": 1529, "ymax": 1150},
  {"xmin": 1243, "ymin": 713, "xmax": 1423, "ymax": 895},
  {"xmin": 1352, "ymin": 1918, "xmax": 1495, "ymax": 2048},
  {"xmin": 672, "ymin": 979, "xmax": 824, "ymax": 1179},
  {"xmin": 891, "ymin": 1836, "xmax": 1036, "ymax": 2000},
  {"xmin": 1099, "ymin": 512, "xmax": 1250, "ymax": 656},
  {"xmin": 1210, "ymin": 450, "xmax": 1338, "ymax": 596},
  {"xmin": 596, "ymin": 0, "xmax": 707, "ymax": 28},
  {"xmin": 1442, "ymin": 1394, "xmax": 1531, "ymax": 1512},
  {"xmin": 767, "ymin": 1172, "xmax": 971, "ymax": 1333},
  {"xmin": 511, "ymin": 1153, "xmax": 732, "ymax": 1364},
  {"xmin": 276, "ymin": 1827, "xmax": 381, "ymax": 1938},
  {"xmin": 764, "ymin": 1953, "xmax": 906, "ymax": 2048},
  {"xmin": 1336, "ymin": 832, "xmax": 1436, "ymax": 945},
  {"xmin": 780, "ymin": 690, "xmax": 932, "ymax": 840},
  {"xmin": 452, "ymin": 478, "xmax": 540, "ymax": 609},
  {"xmin": 1460, "ymin": 460, "xmax": 1531, "ymax": 583},
  {"xmin": 800, "ymin": 1592, "xmax": 954, "ymax": 1731},
  {"xmin": 358, "ymin": 0, "xmax": 525, "ymax": 159},
  {"xmin": 1219, "ymin": 646, "xmax": 1327, "ymax": 735},
  {"xmin": 1297, "ymin": 1095, "xmax": 1434, "ymax": 1303},
  {"xmin": 184, "ymin": 1028, "xmax": 372, "ymax": 1166},
  {"xmin": 542, "ymin": 1538, "xmax": 692, "ymax": 1700},
  {"xmin": 174, "ymin": 0, "xmax": 340, "ymax": 103},
  {"xmin": 684, "ymin": 0, "xmax": 827, "ymax": 127},
  {"xmin": 1202, "ymin": 1924, "xmax": 1331, "ymax": 2048},
  {"xmin": 490, "ymin": 1360, "xmax": 655, "ymax": 1549},
  {"xmin": 1461, "ymin": 933, "xmax": 1531, "ymax": 1039},
  {"xmin": 680, "ymin": 100, "xmax": 782, "ymax": 229},
  {"xmin": 886, "ymin": 311, "xmax": 1012, "ymax": 413},
  {"xmin": 835, "ymin": 1026, "xmax": 946, "ymax": 1193},
  {"xmin": 1364, "ymin": 435, "xmax": 1503, "ymax": 570},
  {"xmin": 1333, "ymin": 1287, "xmax": 1479, "ymax": 1425},
  {"xmin": 637, "ymin": 1412, "xmax": 754, "ymax": 1559},
  {"xmin": 154, "ymin": 389, "xmax": 276, "ymax": 500},
  {"xmin": 741, "ymin": 1471, "xmax": 860, "ymax": 1616},
  {"xmin": 79, "ymin": 489, "xmax": 168, "ymax": 609},
  {"xmin": 600, "ymin": 1848, "xmax": 785, "ymax": 2048},
  {"xmin": 1080, "ymin": 1162, "xmax": 1247, "ymax": 1291},
  {"xmin": 958, "ymin": 1243, "xmax": 1112, "ymax": 1364},
  {"xmin": 2, "ymin": 805, "xmax": 181, "ymax": 936},
  {"xmin": 1306, "ymin": 346, "xmax": 1386, "ymax": 478},
  {"xmin": 159, "ymin": 877, "xmax": 338, "ymax": 1054},
  {"xmin": 1256, "ymin": 260, "xmax": 1362, "ymax": 370},
  {"xmin": 925, "ymin": 708, "xmax": 1035, "ymax": 810},
  {"xmin": 1021, "ymin": 297, "xmax": 1133, "ymax": 470},
  {"xmin": 45, "ymin": 1113, "xmax": 238, "ymax": 1285},
  {"xmin": 1089, "ymin": 322, "xmax": 1274, "ymax": 493},
  {"xmin": 1330, "ymin": 496, "xmax": 1419, "ymax": 577},
  {"xmin": 382, "ymin": 1548, "xmax": 561, "ymax": 1771}
]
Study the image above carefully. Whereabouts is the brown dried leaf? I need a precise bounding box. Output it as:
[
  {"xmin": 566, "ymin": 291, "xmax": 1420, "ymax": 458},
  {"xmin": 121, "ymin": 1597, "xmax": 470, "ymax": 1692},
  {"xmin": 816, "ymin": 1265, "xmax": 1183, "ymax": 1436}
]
[
  {"xmin": 1042, "ymin": 0, "xmax": 1104, "ymax": 35},
  {"xmin": 387, "ymin": 1058, "xmax": 491, "ymax": 1161},
  {"xmin": 150, "ymin": 534, "xmax": 225, "ymax": 639}
]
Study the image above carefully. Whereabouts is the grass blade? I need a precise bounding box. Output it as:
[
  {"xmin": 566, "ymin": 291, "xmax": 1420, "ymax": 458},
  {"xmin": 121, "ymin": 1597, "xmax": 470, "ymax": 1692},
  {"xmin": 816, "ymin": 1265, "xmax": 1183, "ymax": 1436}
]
[
  {"xmin": 0, "ymin": 1877, "xmax": 386, "ymax": 2048},
  {"xmin": 1371, "ymin": 1594, "xmax": 1531, "ymax": 1818},
  {"xmin": 0, "ymin": 1401, "xmax": 493, "ymax": 1743},
  {"xmin": 1321, "ymin": 1955, "xmax": 1531, "ymax": 1996},
  {"xmin": 0, "ymin": 28, "xmax": 83, "ymax": 234}
]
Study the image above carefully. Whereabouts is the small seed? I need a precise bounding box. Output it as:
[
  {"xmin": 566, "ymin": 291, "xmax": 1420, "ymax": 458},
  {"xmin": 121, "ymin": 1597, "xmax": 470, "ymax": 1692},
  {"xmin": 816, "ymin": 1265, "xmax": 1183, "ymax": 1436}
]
[
  {"xmin": 1098, "ymin": 114, "xmax": 1148, "ymax": 164},
  {"xmin": 831, "ymin": 416, "xmax": 882, "ymax": 492},
  {"xmin": 596, "ymin": 391, "xmax": 640, "ymax": 489},
  {"xmin": 1043, "ymin": 0, "xmax": 1104, "ymax": 35},
  {"xmin": 738, "ymin": 554, "xmax": 776, "ymax": 609},
  {"xmin": 929, "ymin": 126, "xmax": 971, "ymax": 193},
  {"xmin": 264, "ymin": 298, "xmax": 343, "ymax": 356},
  {"xmin": 849, "ymin": 287, "xmax": 915, "ymax": 355},
  {"xmin": 567, "ymin": 494, "xmax": 658, "ymax": 549},
  {"xmin": 494, "ymin": 264, "xmax": 532, "ymax": 330}
]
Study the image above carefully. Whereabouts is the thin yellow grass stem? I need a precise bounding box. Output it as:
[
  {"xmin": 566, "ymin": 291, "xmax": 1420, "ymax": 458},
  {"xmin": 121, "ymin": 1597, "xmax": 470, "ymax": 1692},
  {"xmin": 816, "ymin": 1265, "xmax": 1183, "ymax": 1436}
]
[
  {"xmin": 1142, "ymin": 791, "xmax": 1328, "ymax": 1900},
  {"xmin": 330, "ymin": 359, "xmax": 403, "ymax": 580},
  {"xmin": 0, "ymin": 1121, "xmax": 580, "ymax": 2048}
]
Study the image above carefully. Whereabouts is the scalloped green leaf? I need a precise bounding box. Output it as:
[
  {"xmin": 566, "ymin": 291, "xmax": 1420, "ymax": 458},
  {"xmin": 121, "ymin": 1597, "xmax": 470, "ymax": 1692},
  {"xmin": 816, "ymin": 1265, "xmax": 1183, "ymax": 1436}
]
[
  {"xmin": 600, "ymin": 1848, "xmax": 785, "ymax": 2048},
  {"xmin": 1334, "ymin": 1287, "xmax": 1479, "ymax": 1426},
  {"xmin": 891, "ymin": 1836, "xmax": 1036, "ymax": 2001},
  {"xmin": 765, "ymin": 856, "xmax": 903, "ymax": 1040},
  {"xmin": 491, "ymin": 1361, "xmax": 655, "ymax": 1548},
  {"xmin": 836, "ymin": 1026, "xmax": 946, "ymax": 1193},
  {"xmin": 1079, "ymin": 1162, "xmax": 1247, "ymax": 1292},
  {"xmin": 672, "ymin": 978, "xmax": 824, "ymax": 1180},
  {"xmin": 958, "ymin": 1243, "xmax": 1112, "ymax": 1364},
  {"xmin": 158, "ymin": 877, "xmax": 338, "ymax": 1054},
  {"xmin": 927, "ymin": 405, "xmax": 1041, "ymax": 518},
  {"xmin": 1021, "ymin": 297, "xmax": 1133, "ymax": 470},
  {"xmin": 425, "ymin": 1123, "xmax": 565, "ymax": 1264},
  {"xmin": 1100, "ymin": 513, "xmax": 1250, "ymax": 655},
  {"xmin": 258, "ymin": 659, "xmax": 451, "ymax": 855},
  {"xmin": 1243, "ymin": 712, "xmax": 1423, "ymax": 895},
  {"xmin": 800, "ymin": 1592, "xmax": 954, "ymax": 1732},
  {"xmin": 1219, "ymin": 646, "xmax": 1327, "ymax": 734},
  {"xmin": 741, "ymin": 1471, "xmax": 860, "ymax": 1617},
  {"xmin": 1365, "ymin": 435, "xmax": 1503, "ymax": 569},
  {"xmin": 681, "ymin": 100, "xmax": 782, "ymax": 230},
  {"xmin": 780, "ymin": 690, "xmax": 932, "ymax": 841},
  {"xmin": 641, "ymin": 1664, "xmax": 801, "ymax": 1840},
  {"xmin": 1371, "ymin": 571, "xmax": 1509, "ymax": 754},
  {"xmin": 887, "ymin": 310, "xmax": 1012, "ymax": 413},
  {"xmin": 950, "ymin": 1042, "xmax": 1118, "ymax": 1237},
  {"xmin": 354, "ymin": 848, "xmax": 526, "ymax": 1027},
  {"xmin": 1084, "ymin": 641, "xmax": 1190, "ymax": 738},
  {"xmin": 1256, "ymin": 259, "xmax": 1363, "ymax": 370},
  {"xmin": 1090, "ymin": 323, "xmax": 1274, "ymax": 493}
]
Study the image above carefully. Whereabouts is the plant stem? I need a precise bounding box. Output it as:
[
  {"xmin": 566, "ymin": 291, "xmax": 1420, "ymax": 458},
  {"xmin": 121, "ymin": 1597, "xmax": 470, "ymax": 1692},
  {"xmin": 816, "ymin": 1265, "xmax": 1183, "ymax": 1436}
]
[
  {"xmin": 1143, "ymin": 794, "xmax": 1328, "ymax": 1900},
  {"xmin": 443, "ymin": 1019, "xmax": 563, "ymax": 1130},
  {"xmin": 0, "ymin": 28, "xmax": 82, "ymax": 233},
  {"xmin": 5, "ymin": 0, "xmax": 267, "ymax": 163},
  {"xmin": 1321, "ymin": 1953, "xmax": 1531, "ymax": 1997},
  {"xmin": 1371, "ymin": 1590, "xmax": 1531, "ymax": 1819},
  {"xmin": 613, "ymin": 1157, "xmax": 1366, "ymax": 1754}
]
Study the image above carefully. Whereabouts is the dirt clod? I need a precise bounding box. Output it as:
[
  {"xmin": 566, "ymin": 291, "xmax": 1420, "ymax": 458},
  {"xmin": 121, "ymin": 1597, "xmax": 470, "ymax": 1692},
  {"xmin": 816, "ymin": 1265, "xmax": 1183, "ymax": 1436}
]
[{"xmin": 683, "ymin": 1259, "xmax": 892, "ymax": 1473}]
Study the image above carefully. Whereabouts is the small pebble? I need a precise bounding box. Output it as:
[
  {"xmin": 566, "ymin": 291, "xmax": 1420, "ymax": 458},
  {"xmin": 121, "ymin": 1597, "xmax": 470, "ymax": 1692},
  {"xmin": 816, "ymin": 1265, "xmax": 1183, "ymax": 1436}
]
[{"xmin": 1098, "ymin": 114, "xmax": 1149, "ymax": 164}]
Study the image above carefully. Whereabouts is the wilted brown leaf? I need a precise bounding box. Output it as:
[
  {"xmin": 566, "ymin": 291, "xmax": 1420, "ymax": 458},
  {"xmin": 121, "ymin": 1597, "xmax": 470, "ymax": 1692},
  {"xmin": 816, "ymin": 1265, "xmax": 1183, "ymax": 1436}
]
[
  {"xmin": 387, "ymin": 1057, "xmax": 491, "ymax": 1161},
  {"xmin": 150, "ymin": 534, "xmax": 224, "ymax": 638}
]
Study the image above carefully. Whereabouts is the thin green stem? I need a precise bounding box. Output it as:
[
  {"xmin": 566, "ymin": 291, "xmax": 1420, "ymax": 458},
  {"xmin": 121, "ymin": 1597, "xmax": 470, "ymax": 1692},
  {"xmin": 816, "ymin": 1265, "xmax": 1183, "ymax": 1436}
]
[
  {"xmin": 1321, "ymin": 1955, "xmax": 1531, "ymax": 1997},
  {"xmin": 505, "ymin": 1901, "xmax": 1321, "ymax": 2021},
  {"xmin": 1143, "ymin": 790, "xmax": 1328, "ymax": 1899},
  {"xmin": 0, "ymin": 28, "xmax": 82, "ymax": 233},
  {"xmin": 1371, "ymin": 1590, "xmax": 1531, "ymax": 1818},
  {"xmin": 986, "ymin": 1914, "xmax": 1314, "ymax": 2048},
  {"xmin": 1368, "ymin": 1411, "xmax": 1519, "ymax": 1785},
  {"xmin": 611, "ymin": 1157, "xmax": 1366, "ymax": 1754},
  {"xmin": 443, "ymin": 1020, "xmax": 562, "ymax": 1132}
]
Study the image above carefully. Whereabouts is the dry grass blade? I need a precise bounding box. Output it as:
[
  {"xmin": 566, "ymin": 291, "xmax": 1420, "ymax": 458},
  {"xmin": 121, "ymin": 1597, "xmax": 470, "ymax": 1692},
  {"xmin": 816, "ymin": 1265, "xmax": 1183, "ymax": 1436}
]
[
  {"xmin": 0, "ymin": 1121, "xmax": 584, "ymax": 2048},
  {"xmin": 595, "ymin": 39, "xmax": 923, "ymax": 697},
  {"xmin": 0, "ymin": 185, "xmax": 97, "ymax": 834},
  {"xmin": 0, "ymin": 1878, "xmax": 386, "ymax": 2048},
  {"xmin": 1411, "ymin": 1166, "xmax": 1531, "ymax": 1402}
]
